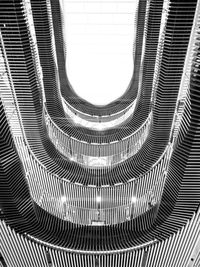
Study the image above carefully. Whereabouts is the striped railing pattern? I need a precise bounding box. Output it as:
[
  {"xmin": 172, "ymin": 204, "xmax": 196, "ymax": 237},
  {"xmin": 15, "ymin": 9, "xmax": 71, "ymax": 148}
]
[
  {"xmin": 26, "ymin": 0, "xmax": 177, "ymax": 188},
  {"xmin": 0, "ymin": 1, "xmax": 200, "ymax": 267},
  {"xmin": 0, "ymin": 45, "xmax": 170, "ymax": 225},
  {"xmin": 32, "ymin": 0, "xmax": 160, "ymax": 145},
  {"xmin": 22, "ymin": 0, "xmax": 166, "ymax": 189},
  {"xmin": 0, "ymin": 0, "xmax": 197, "ymax": 228},
  {"xmin": 0, "ymin": 52, "xmax": 170, "ymax": 226},
  {"xmin": 45, "ymin": 106, "xmax": 152, "ymax": 168},
  {"xmin": 1, "ymin": 207, "xmax": 200, "ymax": 266},
  {"xmin": 14, "ymin": 134, "xmax": 172, "ymax": 225},
  {"xmin": 0, "ymin": 0, "xmax": 193, "ymax": 226},
  {"xmin": 50, "ymin": 0, "xmax": 146, "ymax": 117},
  {"xmin": 62, "ymin": 97, "xmax": 137, "ymax": 131}
]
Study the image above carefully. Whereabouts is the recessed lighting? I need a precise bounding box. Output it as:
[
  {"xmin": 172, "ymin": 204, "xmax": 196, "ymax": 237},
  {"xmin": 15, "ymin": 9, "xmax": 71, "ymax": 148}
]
[
  {"xmin": 131, "ymin": 196, "xmax": 137, "ymax": 203},
  {"xmin": 61, "ymin": 196, "xmax": 67, "ymax": 203},
  {"xmin": 96, "ymin": 196, "xmax": 101, "ymax": 203}
]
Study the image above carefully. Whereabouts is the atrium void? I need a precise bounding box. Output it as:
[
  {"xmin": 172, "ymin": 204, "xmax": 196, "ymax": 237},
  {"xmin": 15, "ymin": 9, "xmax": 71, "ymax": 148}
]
[{"xmin": 61, "ymin": 0, "xmax": 138, "ymax": 105}]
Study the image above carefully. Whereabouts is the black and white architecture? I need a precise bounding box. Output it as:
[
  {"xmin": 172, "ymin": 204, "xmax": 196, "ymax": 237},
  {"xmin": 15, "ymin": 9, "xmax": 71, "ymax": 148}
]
[{"xmin": 0, "ymin": 0, "xmax": 200, "ymax": 266}]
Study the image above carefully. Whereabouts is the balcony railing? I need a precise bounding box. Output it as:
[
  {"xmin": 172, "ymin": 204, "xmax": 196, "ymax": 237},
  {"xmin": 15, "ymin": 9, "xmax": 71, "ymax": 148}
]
[
  {"xmin": 45, "ymin": 106, "xmax": 152, "ymax": 168},
  {"xmin": 0, "ymin": 31, "xmax": 173, "ymax": 226},
  {"xmin": 14, "ymin": 133, "xmax": 172, "ymax": 225},
  {"xmin": 62, "ymin": 96, "xmax": 137, "ymax": 131},
  {"xmin": 1, "ymin": 0, "xmax": 196, "ymax": 226}
]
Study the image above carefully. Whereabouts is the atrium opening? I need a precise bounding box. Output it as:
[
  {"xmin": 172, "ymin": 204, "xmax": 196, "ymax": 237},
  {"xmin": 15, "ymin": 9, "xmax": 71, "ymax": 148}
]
[{"xmin": 61, "ymin": 0, "xmax": 138, "ymax": 105}]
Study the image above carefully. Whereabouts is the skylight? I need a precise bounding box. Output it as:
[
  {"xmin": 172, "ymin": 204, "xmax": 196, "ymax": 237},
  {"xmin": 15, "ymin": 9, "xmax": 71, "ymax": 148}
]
[{"xmin": 61, "ymin": 0, "xmax": 138, "ymax": 105}]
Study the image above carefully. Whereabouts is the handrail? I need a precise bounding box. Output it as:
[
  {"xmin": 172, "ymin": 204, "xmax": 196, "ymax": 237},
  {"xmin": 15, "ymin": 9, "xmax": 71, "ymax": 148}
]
[
  {"xmin": 0, "ymin": 19, "xmax": 179, "ymax": 227},
  {"xmin": 44, "ymin": 105, "xmax": 152, "ymax": 167},
  {"xmin": 62, "ymin": 97, "xmax": 137, "ymax": 131},
  {"xmin": 0, "ymin": 38, "xmax": 173, "ymax": 225},
  {"xmin": 44, "ymin": 105, "xmax": 152, "ymax": 145},
  {"xmin": 0, "ymin": 40, "xmax": 171, "ymax": 226},
  {"xmin": 61, "ymin": 96, "xmax": 137, "ymax": 131},
  {"xmin": 15, "ymin": 133, "xmax": 172, "ymax": 225},
  {"xmin": 0, "ymin": 60, "xmax": 171, "ymax": 224},
  {"xmin": 1, "ymin": 0, "xmax": 195, "ymax": 227},
  {"xmin": 150, "ymin": 0, "xmax": 169, "ymax": 107},
  {"xmin": 26, "ymin": 232, "xmax": 157, "ymax": 255}
]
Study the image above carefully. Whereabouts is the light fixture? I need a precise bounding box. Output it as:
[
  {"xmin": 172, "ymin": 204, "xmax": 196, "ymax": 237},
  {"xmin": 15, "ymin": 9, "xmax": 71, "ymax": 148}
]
[
  {"xmin": 131, "ymin": 196, "xmax": 137, "ymax": 203},
  {"xmin": 96, "ymin": 196, "xmax": 101, "ymax": 203},
  {"xmin": 73, "ymin": 115, "xmax": 81, "ymax": 125},
  {"xmin": 95, "ymin": 123, "xmax": 104, "ymax": 131},
  {"xmin": 61, "ymin": 196, "xmax": 67, "ymax": 203}
]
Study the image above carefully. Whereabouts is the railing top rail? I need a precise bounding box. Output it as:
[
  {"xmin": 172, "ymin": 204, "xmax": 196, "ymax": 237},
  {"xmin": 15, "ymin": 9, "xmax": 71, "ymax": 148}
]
[
  {"xmin": 26, "ymin": 232, "xmax": 157, "ymax": 255},
  {"xmin": 62, "ymin": 95, "xmax": 136, "ymax": 121},
  {"xmin": 45, "ymin": 104, "xmax": 152, "ymax": 145}
]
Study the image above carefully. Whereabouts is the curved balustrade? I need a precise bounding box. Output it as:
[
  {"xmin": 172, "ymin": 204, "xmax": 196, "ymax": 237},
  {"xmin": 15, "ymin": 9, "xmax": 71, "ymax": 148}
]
[
  {"xmin": 0, "ymin": 14, "xmax": 188, "ymax": 227},
  {"xmin": 0, "ymin": 15, "xmax": 164, "ymax": 226},
  {"xmin": 14, "ymin": 134, "xmax": 172, "ymax": 225},
  {"xmin": 0, "ymin": 50, "xmax": 173, "ymax": 226},
  {"xmin": 1, "ymin": 30, "xmax": 191, "ymax": 226},
  {"xmin": 45, "ymin": 107, "xmax": 152, "ymax": 168},
  {"xmin": 2, "ymin": 208, "xmax": 200, "ymax": 266},
  {"xmin": 0, "ymin": 0, "xmax": 192, "ymax": 225},
  {"xmin": 62, "ymin": 97, "xmax": 137, "ymax": 131}
]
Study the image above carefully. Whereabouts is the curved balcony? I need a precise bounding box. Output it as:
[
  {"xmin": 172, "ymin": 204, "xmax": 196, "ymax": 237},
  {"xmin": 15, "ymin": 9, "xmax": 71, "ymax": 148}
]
[
  {"xmin": 0, "ymin": 39, "xmax": 178, "ymax": 226},
  {"xmin": 44, "ymin": 107, "xmax": 152, "ymax": 168},
  {"xmin": 2, "ymin": 208, "xmax": 200, "ymax": 266},
  {"xmin": 62, "ymin": 97, "xmax": 137, "ymax": 131},
  {"xmin": 14, "ymin": 132, "xmax": 172, "ymax": 225},
  {"xmin": 1, "ymin": 1, "xmax": 200, "ymax": 267},
  {"xmin": 1, "ymin": 30, "xmax": 191, "ymax": 225},
  {"xmin": 0, "ymin": 4, "xmax": 191, "ymax": 226},
  {"xmin": 1, "ymin": 0, "xmax": 197, "ymax": 229}
]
